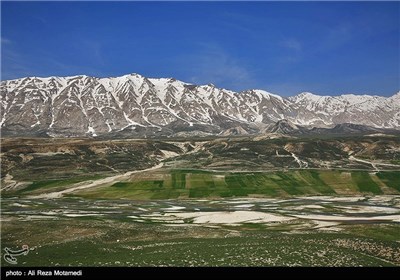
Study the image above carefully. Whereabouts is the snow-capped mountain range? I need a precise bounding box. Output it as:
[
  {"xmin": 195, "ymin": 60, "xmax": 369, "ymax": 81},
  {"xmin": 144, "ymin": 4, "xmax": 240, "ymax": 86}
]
[{"xmin": 1, "ymin": 73, "xmax": 399, "ymax": 137}]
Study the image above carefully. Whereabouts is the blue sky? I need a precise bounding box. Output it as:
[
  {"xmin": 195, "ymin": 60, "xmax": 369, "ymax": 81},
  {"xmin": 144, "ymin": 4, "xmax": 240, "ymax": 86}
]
[{"xmin": 1, "ymin": 1, "xmax": 399, "ymax": 96}]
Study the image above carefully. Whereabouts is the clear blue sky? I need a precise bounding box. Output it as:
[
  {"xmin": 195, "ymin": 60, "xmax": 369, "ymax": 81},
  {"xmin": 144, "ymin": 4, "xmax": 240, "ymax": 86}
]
[{"xmin": 1, "ymin": 1, "xmax": 399, "ymax": 96}]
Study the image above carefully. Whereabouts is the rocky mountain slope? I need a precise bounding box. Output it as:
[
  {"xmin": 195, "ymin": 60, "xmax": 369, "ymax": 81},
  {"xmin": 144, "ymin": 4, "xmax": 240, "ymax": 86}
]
[{"xmin": 1, "ymin": 73, "xmax": 399, "ymax": 137}]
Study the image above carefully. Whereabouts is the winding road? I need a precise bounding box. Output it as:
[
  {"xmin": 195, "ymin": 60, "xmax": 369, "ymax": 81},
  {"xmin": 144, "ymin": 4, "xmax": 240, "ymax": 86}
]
[{"xmin": 28, "ymin": 163, "xmax": 164, "ymax": 199}]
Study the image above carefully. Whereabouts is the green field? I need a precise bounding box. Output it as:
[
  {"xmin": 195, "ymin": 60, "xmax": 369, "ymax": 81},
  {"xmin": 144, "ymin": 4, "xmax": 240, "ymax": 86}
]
[
  {"xmin": 70, "ymin": 170, "xmax": 400, "ymax": 200},
  {"xmin": 377, "ymin": 172, "xmax": 400, "ymax": 191},
  {"xmin": 351, "ymin": 171, "xmax": 382, "ymax": 194}
]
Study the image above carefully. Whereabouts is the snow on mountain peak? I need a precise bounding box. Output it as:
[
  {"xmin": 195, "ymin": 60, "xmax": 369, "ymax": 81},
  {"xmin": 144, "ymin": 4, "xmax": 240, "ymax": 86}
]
[
  {"xmin": 1, "ymin": 73, "xmax": 399, "ymax": 137},
  {"xmin": 297, "ymin": 92, "xmax": 321, "ymax": 99},
  {"xmin": 391, "ymin": 91, "xmax": 400, "ymax": 99},
  {"xmin": 251, "ymin": 89, "xmax": 283, "ymax": 101}
]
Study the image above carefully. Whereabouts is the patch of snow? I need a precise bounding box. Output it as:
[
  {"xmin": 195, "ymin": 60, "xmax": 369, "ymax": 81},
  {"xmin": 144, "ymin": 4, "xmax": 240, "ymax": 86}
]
[
  {"xmin": 30, "ymin": 120, "xmax": 41, "ymax": 128},
  {"xmin": 166, "ymin": 211, "xmax": 293, "ymax": 224},
  {"xmin": 160, "ymin": 150, "xmax": 179, "ymax": 159},
  {"xmin": 161, "ymin": 206, "xmax": 186, "ymax": 212},
  {"xmin": 86, "ymin": 126, "xmax": 97, "ymax": 137},
  {"xmin": 293, "ymin": 214, "xmax": 400, "ymax": 222}
]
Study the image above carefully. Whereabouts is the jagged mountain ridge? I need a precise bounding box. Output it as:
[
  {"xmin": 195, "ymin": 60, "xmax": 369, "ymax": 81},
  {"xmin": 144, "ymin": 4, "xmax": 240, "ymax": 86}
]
[{"xmin": 1, "ymin": 73, "xmax": 399, "ymax": 137}]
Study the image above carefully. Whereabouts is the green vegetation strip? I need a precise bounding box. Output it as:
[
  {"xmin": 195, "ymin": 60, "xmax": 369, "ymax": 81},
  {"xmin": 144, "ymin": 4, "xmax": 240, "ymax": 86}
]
[
  {"xmin": 74, "ymin": 170, "xmax": 400, "ymax": 199},
  {"xmin": 376, "ymin": 172, "xmax": 400, "ymax": 191}
]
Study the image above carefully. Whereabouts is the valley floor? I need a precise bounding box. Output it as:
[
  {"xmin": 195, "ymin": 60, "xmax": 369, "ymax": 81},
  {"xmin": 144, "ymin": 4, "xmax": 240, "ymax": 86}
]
[
  {"xmin": 1, "ymin": 196, "xmax": 400, "ymax": 266},
  {"xmin": 1, "ymin": 136, "xmax": 400, "ymax": 266}
]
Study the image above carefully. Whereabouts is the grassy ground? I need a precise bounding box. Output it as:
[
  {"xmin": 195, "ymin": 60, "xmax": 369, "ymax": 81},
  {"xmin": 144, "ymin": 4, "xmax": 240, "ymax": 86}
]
[{"xmin": 1, "ymin": 219, "xmax": 399, "ymax": 267}]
